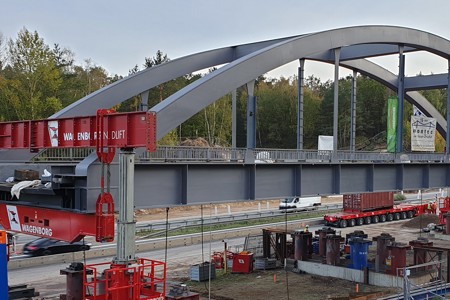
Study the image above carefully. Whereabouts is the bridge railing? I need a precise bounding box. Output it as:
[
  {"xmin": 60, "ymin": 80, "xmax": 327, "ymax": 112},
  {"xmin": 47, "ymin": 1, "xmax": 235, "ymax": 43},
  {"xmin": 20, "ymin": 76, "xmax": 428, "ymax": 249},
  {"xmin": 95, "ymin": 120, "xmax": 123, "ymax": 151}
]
[{"xmin": 32, "ymin": 146, "xmax": 448, "ymax": 163}]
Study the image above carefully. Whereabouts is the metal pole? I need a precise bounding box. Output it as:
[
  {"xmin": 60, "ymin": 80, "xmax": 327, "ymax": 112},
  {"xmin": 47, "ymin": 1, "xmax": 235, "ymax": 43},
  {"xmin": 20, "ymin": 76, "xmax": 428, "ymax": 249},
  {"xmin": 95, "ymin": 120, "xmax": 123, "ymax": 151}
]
[
  {"xmin": 113, "ymin": 148, "xmax": 137, "ymax": 265},
  {"xmin": 350, "ymin": 70, "xmax": 357, "ymax": 152},
  {"xmin": 232, "ymin": 89, "xmax": 237, "ymax": 148},
  {"xmin": 297, "ymin": 59, "xmax": 305, "ymax": 150},
  {"xmin": 333, "ymin": 48, "xmax": 341, "ymax": 153},
  {"xmin": 446, "ymin": 60, "xmax": 450, "ymax": 155}
]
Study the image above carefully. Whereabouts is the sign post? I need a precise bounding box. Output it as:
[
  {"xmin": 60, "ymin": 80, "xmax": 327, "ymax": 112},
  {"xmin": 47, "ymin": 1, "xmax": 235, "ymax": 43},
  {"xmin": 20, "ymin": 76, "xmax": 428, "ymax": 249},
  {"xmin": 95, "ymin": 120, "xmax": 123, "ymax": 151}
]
[{"xmin": 0, "ymin": 230, "xmax": 8, "ymax": 299}]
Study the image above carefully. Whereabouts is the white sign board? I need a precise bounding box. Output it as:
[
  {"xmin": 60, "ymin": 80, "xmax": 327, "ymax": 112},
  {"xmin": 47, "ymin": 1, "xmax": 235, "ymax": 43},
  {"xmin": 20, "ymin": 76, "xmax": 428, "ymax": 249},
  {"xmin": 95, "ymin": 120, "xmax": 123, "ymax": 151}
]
[
  {"xmin": 411, "ymin": 116, "xmax": 436, "ymax": 152},
  {"xmin": 318, "ymin": 135, "xmax": 333, "ymax": 150}
]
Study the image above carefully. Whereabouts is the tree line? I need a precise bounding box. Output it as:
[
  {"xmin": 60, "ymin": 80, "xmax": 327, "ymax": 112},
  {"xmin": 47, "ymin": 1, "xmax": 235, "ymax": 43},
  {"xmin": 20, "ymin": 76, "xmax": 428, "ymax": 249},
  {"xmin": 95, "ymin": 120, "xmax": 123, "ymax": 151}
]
[{"xmin": 0, "ymin": 28, "xmax": 446, "ymax": 151}]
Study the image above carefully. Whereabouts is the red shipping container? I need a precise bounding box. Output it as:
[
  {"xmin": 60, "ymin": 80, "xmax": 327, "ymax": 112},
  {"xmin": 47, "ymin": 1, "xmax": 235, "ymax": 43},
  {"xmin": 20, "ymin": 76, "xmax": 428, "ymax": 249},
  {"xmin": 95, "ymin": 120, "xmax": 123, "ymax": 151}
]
[{"xmin": 343, "ymin": 192, "xmax": 394, "ymax": 212}]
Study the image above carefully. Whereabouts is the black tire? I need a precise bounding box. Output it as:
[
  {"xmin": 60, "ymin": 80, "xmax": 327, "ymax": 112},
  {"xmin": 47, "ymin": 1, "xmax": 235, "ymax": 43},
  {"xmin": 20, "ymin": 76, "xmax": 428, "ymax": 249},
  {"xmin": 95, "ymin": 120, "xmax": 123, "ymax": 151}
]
[
  {"xmin": 407, "ymin": 211, "xmax": 414, "ymax": 218},
  {"xmin": 372, "ymin": 215, "xmax": 379, "ymax": 223},
  {"xmin": 356, "ymin": 218, "xmax": 364, "ymax": 226},
  {"xmin": 349, "ymin": 219, "xmax": 356, "ymax": 227},
  {"xmin": 364, "ymin": 216, "xmax": 372, "ymax": 225},
  {"xmin": 380, "ymin": 214, "xmax": 387, "ymax": 222},
  {"xmin": 401, "ymin": 212, "xmax": 407, "ymax": 219},
  {"xmin": 387, "ymin": 214, "xmax": 394, "ymax": 221},
  {"xmin": 394, "ymin": 213, "xmax": 401, "ymax": 220},
  {"xmin": 340, "ymin": 220, "xmax": 348, "ymax": 228}
]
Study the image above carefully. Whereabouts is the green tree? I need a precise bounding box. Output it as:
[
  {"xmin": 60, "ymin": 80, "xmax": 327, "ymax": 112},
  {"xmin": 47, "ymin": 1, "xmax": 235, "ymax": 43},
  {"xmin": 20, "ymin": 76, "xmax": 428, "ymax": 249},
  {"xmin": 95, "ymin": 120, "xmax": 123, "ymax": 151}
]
[{"xmin": 3, "ymin": 28, "xmax": 62, "ymax": 120}]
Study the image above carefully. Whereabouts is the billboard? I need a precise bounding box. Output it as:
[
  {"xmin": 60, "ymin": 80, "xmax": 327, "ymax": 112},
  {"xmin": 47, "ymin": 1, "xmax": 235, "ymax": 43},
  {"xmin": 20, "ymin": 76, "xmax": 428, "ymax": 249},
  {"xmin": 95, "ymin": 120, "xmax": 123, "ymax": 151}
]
[
  {"xmin": 387, "ymin": 97, "xmax": 398, "ymax": 153},
  {"xmin": 411, "ymin": 116, "xmax": 436, "ymax": 152}
]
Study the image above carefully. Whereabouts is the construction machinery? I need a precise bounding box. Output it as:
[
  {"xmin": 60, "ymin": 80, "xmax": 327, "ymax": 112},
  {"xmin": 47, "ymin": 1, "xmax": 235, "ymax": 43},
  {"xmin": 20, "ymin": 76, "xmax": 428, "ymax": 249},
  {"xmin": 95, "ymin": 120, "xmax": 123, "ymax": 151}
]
[{"xmin": 0, "ymin": 109, "xmax": 166, "ymax": 299}]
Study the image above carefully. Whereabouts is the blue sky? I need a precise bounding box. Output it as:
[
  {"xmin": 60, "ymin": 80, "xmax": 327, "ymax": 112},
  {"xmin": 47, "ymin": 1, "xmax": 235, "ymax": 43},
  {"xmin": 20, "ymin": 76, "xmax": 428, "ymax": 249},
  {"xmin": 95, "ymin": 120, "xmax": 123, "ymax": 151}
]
[{"xmin": 2, "ymin": 0, "xmax": 450, "ymax": 80}]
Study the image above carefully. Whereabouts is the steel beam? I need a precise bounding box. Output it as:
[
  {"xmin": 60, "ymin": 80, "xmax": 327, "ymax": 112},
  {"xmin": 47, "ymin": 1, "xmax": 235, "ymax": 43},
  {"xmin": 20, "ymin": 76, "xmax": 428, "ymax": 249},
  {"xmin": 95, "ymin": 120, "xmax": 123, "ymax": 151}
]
[
  {"xmin": 114, "ymin": 149, "xmax": 137, "ymax": 264},
  {"xmin": 350, "ymin": 70, "xmax": 357, "ymax": 151},
  {"xmin": 333, "ymin": 48, "xmax": 341, "ymax": 152},
  {"xmin": 297, "ymin": 59, "xmax": 305, "ymax": 150},
  {"xmin": 397, "ymin": 47, "xmax": 406, "ymax": 153},
  {"xmin": 246, "ymin": 81, "xmax": 256, "ymax": 149}
]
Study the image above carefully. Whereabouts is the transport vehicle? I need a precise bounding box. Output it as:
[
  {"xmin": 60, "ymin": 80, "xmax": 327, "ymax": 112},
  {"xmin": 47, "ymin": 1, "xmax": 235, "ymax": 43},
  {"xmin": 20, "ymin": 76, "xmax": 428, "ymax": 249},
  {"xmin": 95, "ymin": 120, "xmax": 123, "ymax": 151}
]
[
  {"xmin": 324, "ymin": 192, "xmax": 429, "ymax": 228},
  {"xmin": 23, "ymin": 237, "xmax": 90, "ymax": 256},
  {"xmin": 279, "ymin": 196, "xmax": 321, "ymax": 211}
]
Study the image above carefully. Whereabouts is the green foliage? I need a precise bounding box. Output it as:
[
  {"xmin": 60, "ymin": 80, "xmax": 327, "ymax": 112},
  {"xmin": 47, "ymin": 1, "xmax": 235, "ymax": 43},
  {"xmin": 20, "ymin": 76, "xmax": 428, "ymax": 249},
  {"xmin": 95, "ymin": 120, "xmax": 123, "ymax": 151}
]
[{"xmin": 394, "ymin": 193, "xmax": 406, "ymax": 201}]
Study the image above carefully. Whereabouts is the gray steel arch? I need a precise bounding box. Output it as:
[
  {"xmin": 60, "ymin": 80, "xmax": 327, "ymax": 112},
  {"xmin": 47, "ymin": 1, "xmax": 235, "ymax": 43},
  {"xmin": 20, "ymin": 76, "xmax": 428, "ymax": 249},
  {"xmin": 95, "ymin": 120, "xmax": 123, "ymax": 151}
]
[
  {"xmin": 151, "ymin": 26, "xmax": 450, "ymax": 139},
  {"xmin": 50, "ymin": 25, "xmax": 450, "ymax": 143},
  {"xmin": 51, "ymin": 36, "xmax": 300, "ymax": 118}
]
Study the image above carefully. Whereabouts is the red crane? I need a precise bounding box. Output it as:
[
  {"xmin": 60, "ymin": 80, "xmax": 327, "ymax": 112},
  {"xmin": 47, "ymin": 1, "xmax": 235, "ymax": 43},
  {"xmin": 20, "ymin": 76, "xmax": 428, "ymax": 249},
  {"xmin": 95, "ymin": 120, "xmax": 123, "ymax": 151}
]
[{"xmin": 0, "ymin": 109, "xmax": 156, "ymax": 242}]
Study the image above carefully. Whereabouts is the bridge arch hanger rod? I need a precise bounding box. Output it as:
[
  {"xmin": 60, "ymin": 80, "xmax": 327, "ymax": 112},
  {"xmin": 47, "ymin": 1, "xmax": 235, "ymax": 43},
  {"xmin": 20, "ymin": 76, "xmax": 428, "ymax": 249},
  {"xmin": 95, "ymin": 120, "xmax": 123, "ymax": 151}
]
[
  {"xmin": 151, "ymin": 26, "xmax": 450, "ymax": 140},
  {"xmin": 49, "ymin": 26, "xmax": 450, "ymax": 143},
  {"xmin": 307, "ymin": 57, "xmax": 447, "ymax": 138}
]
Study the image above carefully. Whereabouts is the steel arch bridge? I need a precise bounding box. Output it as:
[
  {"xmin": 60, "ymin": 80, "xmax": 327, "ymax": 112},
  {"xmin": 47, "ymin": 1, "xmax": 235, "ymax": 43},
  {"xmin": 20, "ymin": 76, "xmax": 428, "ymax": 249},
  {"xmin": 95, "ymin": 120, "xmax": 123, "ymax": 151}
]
[
  {"xmin": 53, "ymin": 25, "xmax": 450, "ymax": 143},
  {"xmin": 12, "ymin": 25, "xmax": 450, "ymax": 209}
]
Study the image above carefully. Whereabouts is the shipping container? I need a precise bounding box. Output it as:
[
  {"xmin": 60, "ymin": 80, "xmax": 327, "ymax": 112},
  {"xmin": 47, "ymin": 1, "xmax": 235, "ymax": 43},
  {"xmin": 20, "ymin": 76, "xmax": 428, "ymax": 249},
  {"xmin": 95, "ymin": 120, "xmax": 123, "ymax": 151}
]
[{"xmin": 343, "ymin": 192, "xmax": 394, "ymax": 212}]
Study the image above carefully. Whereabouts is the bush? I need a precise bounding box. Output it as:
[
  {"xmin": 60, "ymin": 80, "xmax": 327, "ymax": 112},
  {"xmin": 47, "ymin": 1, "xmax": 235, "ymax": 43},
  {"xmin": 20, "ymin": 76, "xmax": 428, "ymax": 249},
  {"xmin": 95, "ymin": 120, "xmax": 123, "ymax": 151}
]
[{"xmin": 394, "ymin": 193, "xmax": 406, "ymax": 201}]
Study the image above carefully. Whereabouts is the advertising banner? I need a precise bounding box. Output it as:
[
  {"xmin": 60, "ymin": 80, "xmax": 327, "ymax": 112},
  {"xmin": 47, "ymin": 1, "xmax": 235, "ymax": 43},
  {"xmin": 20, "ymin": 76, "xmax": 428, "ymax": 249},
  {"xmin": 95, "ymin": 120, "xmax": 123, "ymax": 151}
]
[
  {"xmin": 411, "ymin": 116, "xmax": 436, "ymax": 152},
  {"xmin": 387, "ymin": 97, "xmax": 398, "ymax": 153}
]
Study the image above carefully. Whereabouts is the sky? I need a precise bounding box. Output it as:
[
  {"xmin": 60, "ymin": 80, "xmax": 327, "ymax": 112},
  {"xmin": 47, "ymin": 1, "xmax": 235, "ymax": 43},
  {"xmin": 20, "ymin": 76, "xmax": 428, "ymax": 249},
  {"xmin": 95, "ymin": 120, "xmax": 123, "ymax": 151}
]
[{"xmin": 2, "ymin": 0, "xmax": 450, "ymax": 81}]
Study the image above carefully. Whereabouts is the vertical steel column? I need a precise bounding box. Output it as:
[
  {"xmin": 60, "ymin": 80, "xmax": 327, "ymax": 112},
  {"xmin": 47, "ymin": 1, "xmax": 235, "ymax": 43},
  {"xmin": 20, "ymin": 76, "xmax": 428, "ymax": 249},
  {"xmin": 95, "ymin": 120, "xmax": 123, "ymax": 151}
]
[
  {"xmin": 446, "ymin": 60, "xmax": 450, "ymax": 155},
  {"xmin": 333, "ymin": 48, "xmax": 341, "ymax": 153},
  {"xmin": 350, "ymin": 70, "xmax": 357, "ymax": 152},
  {"xmin": 246, "ymin": 81, "xmax": 256, "ymax": 149},
  {"xmin": 140, "ymin": 90, "xmax": 149, "ymax": 111},
  {"xmin": 297, "ymin": 59, "xmax": 305, "ymax": 150},
  {"xmin": 0, "ymin": 230, "xmax": 7, "ymax": 300},
  {"xmin": 232, "ymin": 89, "xmax": 237, "ymax": 148},
  {"xmin": 114, "ymin": 149, "xmax": 137, "ymax": 264},
  {"xmin": 397, "ymin": 46, "xmax": 405, "ymax": 153}
]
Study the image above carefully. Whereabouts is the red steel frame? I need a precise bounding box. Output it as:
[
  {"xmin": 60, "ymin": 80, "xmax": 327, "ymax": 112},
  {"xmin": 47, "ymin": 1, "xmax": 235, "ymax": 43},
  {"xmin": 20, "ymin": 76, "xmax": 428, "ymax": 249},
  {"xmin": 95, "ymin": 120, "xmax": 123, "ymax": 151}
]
[
  {"xmin": 0, "ymin": 110, "xmax": 156, "ymax": 151},
  {"xmin": 0, "ymin": 109, "xmax": 157, "ymax": 242}
]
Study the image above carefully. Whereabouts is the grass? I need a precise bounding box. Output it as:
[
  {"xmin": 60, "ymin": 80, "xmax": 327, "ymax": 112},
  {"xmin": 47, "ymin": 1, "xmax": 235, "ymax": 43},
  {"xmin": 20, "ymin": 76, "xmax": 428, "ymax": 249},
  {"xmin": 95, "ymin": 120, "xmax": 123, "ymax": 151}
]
[{"xmin": 136, "ymin": 209, "xmax": 339, "ymax": 239}]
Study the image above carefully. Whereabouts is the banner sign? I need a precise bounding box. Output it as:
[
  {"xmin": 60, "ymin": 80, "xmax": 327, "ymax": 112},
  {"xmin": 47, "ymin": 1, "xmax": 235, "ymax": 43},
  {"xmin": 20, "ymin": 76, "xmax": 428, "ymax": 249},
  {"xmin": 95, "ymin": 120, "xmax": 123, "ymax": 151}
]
[
  {"xmin": 411, "ymin": 115, "xmax": 436, "ymax": 152},
  {"xmin": 387, "ymin": 97, "xmax": 398, "ymax": 153}
]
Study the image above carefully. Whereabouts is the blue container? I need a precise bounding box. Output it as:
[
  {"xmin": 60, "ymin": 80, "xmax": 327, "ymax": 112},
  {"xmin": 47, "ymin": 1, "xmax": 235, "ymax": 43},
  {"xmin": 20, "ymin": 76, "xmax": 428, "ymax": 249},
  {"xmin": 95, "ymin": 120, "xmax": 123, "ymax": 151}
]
[{"xmin": 349, "ymin": 238, "xmax": 372, "ymax": 270}]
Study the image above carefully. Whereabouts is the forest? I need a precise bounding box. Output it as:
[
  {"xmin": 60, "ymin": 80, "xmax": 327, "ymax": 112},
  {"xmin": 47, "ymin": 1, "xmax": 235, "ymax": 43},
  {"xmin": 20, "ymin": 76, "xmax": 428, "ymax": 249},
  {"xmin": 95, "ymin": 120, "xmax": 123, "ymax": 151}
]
[{"xmin": 0, "ymin": 28, "xmax": 446, "ymax": 151}]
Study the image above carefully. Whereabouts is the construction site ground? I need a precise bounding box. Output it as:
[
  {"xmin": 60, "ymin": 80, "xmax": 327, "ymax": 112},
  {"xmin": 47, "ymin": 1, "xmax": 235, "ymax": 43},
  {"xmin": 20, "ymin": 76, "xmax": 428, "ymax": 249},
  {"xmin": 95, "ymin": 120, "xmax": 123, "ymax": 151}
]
[
  {"xmin": 10, "ymin": 197, "xmax": 448, "ymax": 299},
  {"xmin": 136, "ymin": 198, "xmax": 448, "ymax": 300}
]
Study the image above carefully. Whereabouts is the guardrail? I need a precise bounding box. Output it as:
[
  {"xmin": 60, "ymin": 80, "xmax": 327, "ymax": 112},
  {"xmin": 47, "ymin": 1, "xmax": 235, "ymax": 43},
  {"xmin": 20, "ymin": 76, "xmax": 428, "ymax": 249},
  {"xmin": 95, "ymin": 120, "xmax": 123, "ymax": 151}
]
[
  {"xmin": 135, "ymin": 203, "xmax": 342, "ymax": 237},
  {"xmin": 33, "ymin": 146, "xmax": 449, "ymax": 164}
]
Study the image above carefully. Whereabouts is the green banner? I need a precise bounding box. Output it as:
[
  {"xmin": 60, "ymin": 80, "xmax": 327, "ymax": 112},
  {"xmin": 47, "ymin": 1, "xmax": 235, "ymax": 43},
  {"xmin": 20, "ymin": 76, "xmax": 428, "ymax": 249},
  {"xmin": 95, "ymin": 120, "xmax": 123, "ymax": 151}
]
[{"xmin": 387, "ymin": 97, "xmax": 398, "ymax": 153}]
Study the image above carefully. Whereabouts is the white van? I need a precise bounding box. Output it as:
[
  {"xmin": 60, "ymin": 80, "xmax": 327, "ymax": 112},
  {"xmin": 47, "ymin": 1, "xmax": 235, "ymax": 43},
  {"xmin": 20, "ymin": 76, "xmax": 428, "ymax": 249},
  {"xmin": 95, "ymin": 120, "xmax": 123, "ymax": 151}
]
[{"xmin": 279, "ymin": 196, "xmax": 321, "ymax": 211}]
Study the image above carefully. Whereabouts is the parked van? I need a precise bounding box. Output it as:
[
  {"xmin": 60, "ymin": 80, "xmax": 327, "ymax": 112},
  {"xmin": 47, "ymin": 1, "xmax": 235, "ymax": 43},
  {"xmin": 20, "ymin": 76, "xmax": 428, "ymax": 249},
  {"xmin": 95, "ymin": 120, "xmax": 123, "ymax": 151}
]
[{"xmin": 279, "ymin": 196, "xmax": 321, "ymax": 211}]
